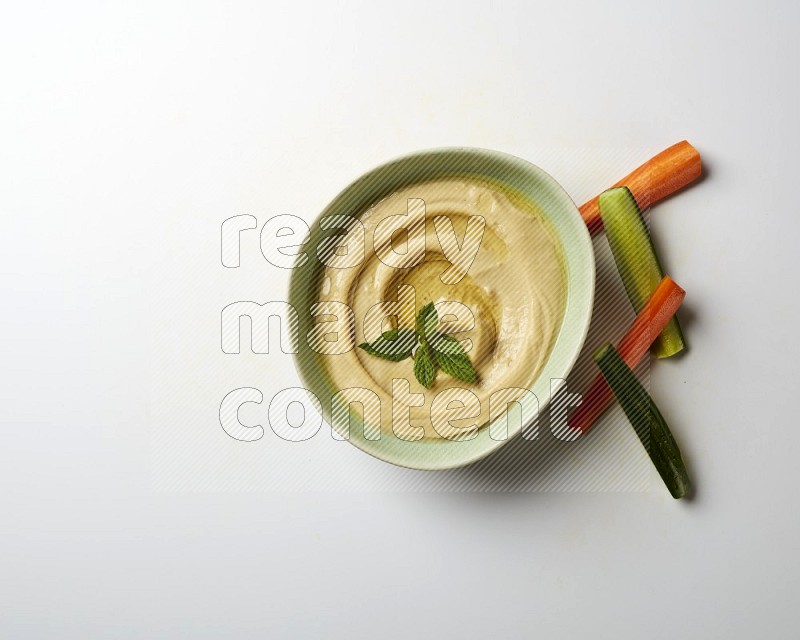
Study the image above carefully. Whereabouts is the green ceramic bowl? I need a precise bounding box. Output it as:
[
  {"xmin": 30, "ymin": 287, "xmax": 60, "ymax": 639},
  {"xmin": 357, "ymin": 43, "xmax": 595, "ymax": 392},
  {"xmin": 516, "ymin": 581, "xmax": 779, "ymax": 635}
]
[{"xmin": 289, "ymin": 147, "xmax": 595, "ymax": 470}]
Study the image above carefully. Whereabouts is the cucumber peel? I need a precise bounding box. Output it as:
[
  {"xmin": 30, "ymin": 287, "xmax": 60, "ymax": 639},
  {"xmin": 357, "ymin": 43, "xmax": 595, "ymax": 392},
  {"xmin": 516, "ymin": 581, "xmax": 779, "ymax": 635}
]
[
  {"xmin": 593, "ymin": 343, "xmax": 691, "ymax": 499},
  {"xmin": 598, "ymin": 187, "xmax": 686, "ymax": 358}
]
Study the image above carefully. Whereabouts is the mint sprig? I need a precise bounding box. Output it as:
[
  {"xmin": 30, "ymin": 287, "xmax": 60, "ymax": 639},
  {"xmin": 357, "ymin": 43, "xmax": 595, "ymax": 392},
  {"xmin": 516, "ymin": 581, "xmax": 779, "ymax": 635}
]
[{"xmin": 357, "ymin": 302, "xmax": 478, "ymax": 388}]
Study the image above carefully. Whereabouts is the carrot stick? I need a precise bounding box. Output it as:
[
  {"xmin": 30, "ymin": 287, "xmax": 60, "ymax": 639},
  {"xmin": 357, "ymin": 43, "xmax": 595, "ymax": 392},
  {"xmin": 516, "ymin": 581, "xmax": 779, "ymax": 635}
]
[
  {"xmin": 569, "ymin": 275, "xmax": 686, "ymax": 433},
  {"xmin": 579, "ymin": 141, "xmax": 702, "ymax": 235}
]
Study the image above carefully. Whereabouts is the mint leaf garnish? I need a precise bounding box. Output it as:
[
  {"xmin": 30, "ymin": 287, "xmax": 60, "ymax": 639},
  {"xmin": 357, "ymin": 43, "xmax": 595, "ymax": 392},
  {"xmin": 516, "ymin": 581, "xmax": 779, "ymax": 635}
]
[
  {"xmin": 430, "ymin": 332, "xmax": 477, "ymax": 381},
  {"xmin": 357, "ymin": 302, "xmax": 478, "ymax": 387},
  {"xmin": 436, "ymin": 351, "xmax": 478, "ymax": 383},
  {"xmin": 429, "ymin": 332, "xmax": 467, "ymax": 356},
  {"xmin": 413, "ymin": 340, "xmax": 436, "ymax": 388},
  {"xmin": 416, "ymin": 302, "xmax": 438, "ymax": 338}
]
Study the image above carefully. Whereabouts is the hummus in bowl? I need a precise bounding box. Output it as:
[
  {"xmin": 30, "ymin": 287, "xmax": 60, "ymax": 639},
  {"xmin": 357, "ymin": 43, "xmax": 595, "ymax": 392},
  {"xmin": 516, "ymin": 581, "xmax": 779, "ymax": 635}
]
[{"xmin": 289, "ymin": 148, "xmax": 595, "ymax": 470}]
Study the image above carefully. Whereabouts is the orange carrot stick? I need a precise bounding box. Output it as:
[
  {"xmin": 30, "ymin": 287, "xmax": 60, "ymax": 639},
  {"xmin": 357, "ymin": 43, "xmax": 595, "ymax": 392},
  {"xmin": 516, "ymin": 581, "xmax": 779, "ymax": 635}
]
[
  {"xmin": 579, "ymin": 141, "xmax": 702, "ymax": 235},
  {"xmin": 569, "ymin": 275, "xmax": 686, "ymax": 433}
]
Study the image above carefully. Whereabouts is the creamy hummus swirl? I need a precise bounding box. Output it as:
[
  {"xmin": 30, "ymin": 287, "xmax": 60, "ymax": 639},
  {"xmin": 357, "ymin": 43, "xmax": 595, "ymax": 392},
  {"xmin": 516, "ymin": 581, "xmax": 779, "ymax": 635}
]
[{"xmin": 316, "ymin": 177, "xmax": 566, "ymax": 441}]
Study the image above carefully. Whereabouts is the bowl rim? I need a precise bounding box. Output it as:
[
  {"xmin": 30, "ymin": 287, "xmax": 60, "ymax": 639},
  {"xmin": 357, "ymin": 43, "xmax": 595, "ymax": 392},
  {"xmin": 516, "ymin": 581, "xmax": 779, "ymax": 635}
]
[{"xmin": 288, "ymin": 146, "xmax": 596, "ymax": 470}]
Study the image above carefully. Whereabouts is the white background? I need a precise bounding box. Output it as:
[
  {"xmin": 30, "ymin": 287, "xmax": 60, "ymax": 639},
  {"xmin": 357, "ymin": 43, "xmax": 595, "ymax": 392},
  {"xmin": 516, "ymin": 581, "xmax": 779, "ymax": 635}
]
[{"xmin": 2, "ymin": 0, "xmax": 798, "ymax": 637}]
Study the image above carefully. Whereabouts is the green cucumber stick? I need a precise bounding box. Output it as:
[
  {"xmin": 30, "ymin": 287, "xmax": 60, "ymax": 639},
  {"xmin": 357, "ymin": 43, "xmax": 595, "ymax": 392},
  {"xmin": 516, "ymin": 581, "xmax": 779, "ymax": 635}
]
[
  {"xmin": 598, "ymin": 187, "xmax": 686, "ymax": 358},
  {"xmin": 593, "ymin": 343, "xmax": 691, "ymax": 499}
]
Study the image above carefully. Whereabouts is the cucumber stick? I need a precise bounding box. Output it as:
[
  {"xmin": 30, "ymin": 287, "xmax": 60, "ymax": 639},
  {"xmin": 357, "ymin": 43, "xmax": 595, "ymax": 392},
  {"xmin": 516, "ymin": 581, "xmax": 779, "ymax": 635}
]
[
  {"xmin": 598, "ymin": 187, "xmax": 686, "ymax": 358},
  {"xmin": 593, "ymin": 343, "xmax": 691, "ymax": 499}
]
